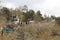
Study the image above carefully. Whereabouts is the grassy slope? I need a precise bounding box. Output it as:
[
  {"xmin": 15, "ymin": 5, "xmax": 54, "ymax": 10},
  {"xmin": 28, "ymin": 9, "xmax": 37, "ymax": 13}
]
[{"xmin": 0, "ymin": 16, "xmax": 60, "ymax": 40}]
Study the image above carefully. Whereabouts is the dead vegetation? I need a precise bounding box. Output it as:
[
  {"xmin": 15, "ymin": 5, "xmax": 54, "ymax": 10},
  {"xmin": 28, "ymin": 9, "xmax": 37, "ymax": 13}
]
[{"xmin": 0, "ymin": 15, "xmax": 60, "ymax": 40}]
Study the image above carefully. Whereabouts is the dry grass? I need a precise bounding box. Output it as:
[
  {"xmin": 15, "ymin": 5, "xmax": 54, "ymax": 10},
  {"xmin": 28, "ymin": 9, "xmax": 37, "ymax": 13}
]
[
  {"xmin": 18, "ymin": 23, "xmax": 60, "ymax": 40},
  {"xmin": 0, "ymin": 24, "xmax": 60, "ymax": 40},
  {"xmin": 0, "ymin": 16, "xmax": 60, "ymax": 40}
]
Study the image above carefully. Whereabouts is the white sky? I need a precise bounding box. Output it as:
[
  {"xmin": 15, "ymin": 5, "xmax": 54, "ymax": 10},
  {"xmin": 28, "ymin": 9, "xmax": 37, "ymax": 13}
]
[{"xmin": 0, "ymin": 0, "xmax": 60, "ymax": 17}]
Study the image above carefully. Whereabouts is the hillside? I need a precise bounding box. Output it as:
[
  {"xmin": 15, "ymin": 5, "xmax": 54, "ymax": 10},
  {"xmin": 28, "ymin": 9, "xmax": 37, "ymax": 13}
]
[{"xmin": 0, "ymin": 18, "xmax": 60, "ymax": 40}]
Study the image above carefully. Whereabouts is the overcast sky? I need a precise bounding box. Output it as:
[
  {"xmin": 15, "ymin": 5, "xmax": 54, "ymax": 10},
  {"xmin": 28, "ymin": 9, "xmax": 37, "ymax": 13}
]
[{"xmin": 0, "ymin": 0, "xmax": 60, "ymax": 17}]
